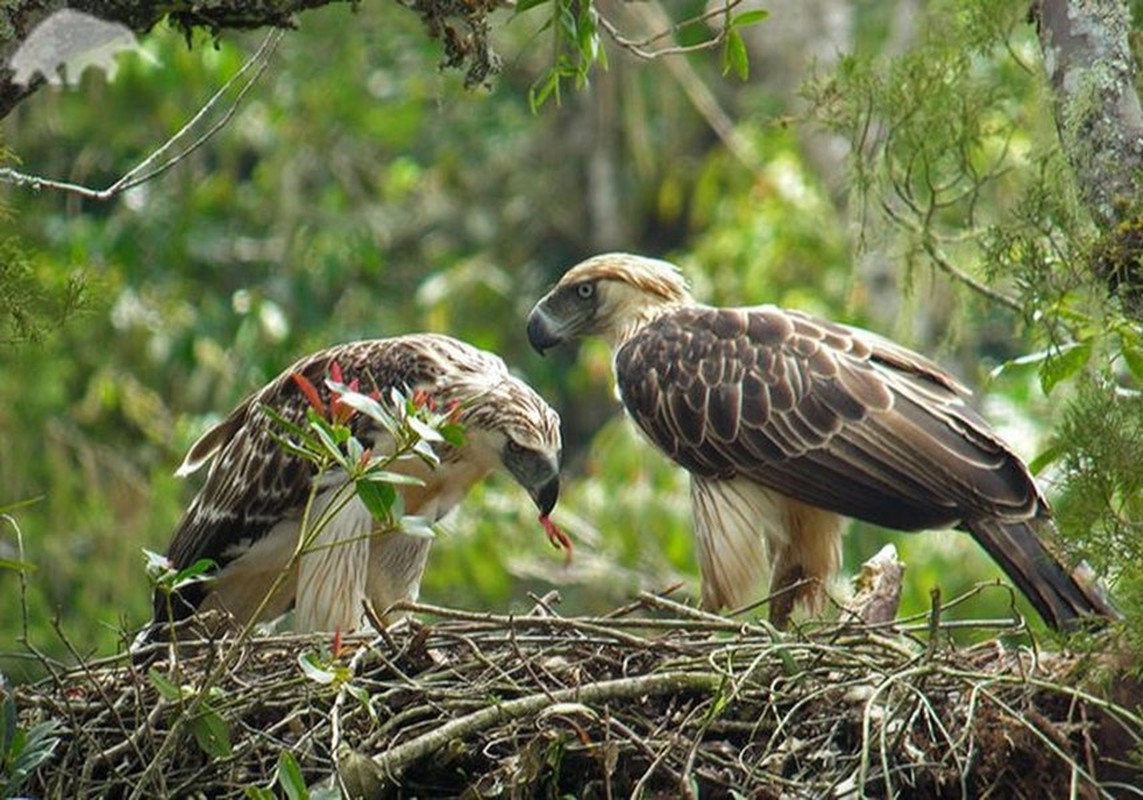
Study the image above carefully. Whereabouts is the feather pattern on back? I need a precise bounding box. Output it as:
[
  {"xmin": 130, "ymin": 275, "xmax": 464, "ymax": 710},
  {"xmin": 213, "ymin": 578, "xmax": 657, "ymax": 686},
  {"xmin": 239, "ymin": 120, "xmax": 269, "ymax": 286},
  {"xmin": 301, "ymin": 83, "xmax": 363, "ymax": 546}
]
[{"xmin": 614, "ymin": 305, "xmax": 1042, "ymax": 534}]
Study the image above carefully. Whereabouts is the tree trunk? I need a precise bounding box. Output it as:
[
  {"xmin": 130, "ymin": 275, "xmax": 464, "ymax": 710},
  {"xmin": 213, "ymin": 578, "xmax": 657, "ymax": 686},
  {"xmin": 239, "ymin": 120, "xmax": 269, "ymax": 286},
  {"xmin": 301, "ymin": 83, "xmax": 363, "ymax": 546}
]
[{"xmin": 1035, "ymin": 0, "xmax": 1143, "ymax": 229}]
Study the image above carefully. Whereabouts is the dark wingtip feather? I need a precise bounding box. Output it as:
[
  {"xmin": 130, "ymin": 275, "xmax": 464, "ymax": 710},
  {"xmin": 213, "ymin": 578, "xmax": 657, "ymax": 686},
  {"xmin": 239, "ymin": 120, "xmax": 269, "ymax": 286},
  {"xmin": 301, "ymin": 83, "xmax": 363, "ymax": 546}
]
[{"xmin": 966, "ymin": 517, "xmax": 1119, "ymax": 631}]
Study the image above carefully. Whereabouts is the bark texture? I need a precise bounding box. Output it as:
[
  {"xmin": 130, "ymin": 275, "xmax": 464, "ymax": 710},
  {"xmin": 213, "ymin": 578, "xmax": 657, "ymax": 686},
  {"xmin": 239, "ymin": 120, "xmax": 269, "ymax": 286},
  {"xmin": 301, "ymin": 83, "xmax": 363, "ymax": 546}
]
[{"xmin": 1036, "ymin": 0, "xmax": 1143, "ymax": 229}]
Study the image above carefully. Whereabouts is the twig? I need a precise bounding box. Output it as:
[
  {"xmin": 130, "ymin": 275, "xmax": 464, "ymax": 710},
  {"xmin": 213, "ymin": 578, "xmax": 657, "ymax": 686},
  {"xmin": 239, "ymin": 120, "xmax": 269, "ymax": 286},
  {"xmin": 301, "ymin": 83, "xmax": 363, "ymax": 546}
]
[
  {"xmin": 878, "ymin": 196, "xmax": 1023, "ymax": 311},
  {"xmin": 0, "ymin": 30, "xmax": 283, "ymax": 199},
  {"xmin": 596, "ymin": 0, "xmax": 747, "ymax": 60},
  {"xmin": 623, "ymin": 1, "xmax": 761, "ymax": 172},
  {"xmin": 388, "ymin": 600, "xmax": 692, "ymax": 653},
  {"xmin": 372, "ymin": 671, "xmax": 721, "ymax": 782}
]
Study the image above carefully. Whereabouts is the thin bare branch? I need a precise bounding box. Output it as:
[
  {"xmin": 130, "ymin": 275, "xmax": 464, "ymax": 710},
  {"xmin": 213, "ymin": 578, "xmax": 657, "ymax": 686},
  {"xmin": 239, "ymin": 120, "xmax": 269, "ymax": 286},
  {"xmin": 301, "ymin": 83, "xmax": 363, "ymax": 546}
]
[{"xmin": 0, "ymin": 29, "xmax": 283, "ymax": 199}]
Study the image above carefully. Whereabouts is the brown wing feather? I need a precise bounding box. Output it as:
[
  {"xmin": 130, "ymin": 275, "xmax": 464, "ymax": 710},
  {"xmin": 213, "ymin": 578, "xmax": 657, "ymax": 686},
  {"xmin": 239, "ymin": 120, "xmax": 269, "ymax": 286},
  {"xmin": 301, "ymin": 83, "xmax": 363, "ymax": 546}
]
[{"xmin": 614, "ymin": 305, "xmax": 1044, "ymax": 534}]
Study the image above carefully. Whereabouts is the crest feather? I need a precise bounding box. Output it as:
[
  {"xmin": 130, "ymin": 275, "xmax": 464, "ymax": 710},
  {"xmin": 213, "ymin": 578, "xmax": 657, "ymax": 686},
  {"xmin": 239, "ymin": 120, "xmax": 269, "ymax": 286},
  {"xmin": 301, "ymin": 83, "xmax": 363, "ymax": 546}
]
[{"xmin": 561, "ymin": 252, "xmax": 692, "ymax": 304}]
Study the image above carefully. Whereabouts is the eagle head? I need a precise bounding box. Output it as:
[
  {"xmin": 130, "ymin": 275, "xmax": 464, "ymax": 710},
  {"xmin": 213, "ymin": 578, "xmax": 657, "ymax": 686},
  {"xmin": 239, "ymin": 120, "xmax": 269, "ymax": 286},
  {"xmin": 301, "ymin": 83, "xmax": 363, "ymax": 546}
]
[
  {"xmin": 526, "ymin": 252, "xmax": 692, "ymax": 353},
  {"xmin": 457, "ymin": 377, "xmax": 563, "ymax": 516}
]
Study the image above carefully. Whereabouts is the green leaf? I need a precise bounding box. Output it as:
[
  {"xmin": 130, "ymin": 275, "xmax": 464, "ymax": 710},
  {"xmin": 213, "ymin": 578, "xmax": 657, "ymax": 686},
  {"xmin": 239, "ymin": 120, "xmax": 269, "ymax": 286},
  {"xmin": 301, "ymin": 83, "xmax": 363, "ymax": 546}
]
[
  {"xmin": 406, "ymin": 415, "xmax": 444, "ymax": 443},
  {"xmin": 361, "ymin": 469, "xmax": 423, "ymax": 487},
  {"xmin": 576, "ymin": 5, "xmax": 599, "ymax": 66},
  {"xmin": 14, "ymin": 719, "xmax": 60, "ymax": 778},
  {"xmin": 400, "ymin": 516, "xmax": 436, "ymax": 539},
  {"xmin": 298, "ymin": 651, "xmax": 338, "ymax": 685},
  {"xmin": 173, "ymin": 558, "xmax": 217, "ymax": 589},
  {"xmin": 265, "ymin": 431, "xmax": 321, "ymax": 462},
  {"xmin": 558, "ymin": 2, "xmax": 577, "ymax": 41},
  {"xmin": 244, "ymin": 787, "xmax": 276, "ymax": 800},
  {"xmin": 1, "ymin": 693, "xmax": 16, "ymax": 756},
  {"xmin": 777, "ymin": 648, "xmax": 800, "ymax": 676},
  {"xmin": 0, "ymin": 707, "xmax": 60, "ymax": 795},
  {"xmin": 261, "ymin": 404, "xmax": 310, "ymax": 441},
  {"xmin": 513, "ymin": 0, "xmax": 549, "ymax": 14},
  {"xmin": 147, "ymin": 669, "xmax": 184, "ymax": 702},
  {"xmin": 722, "ymin": 29, "xmax": 749, "ymax": 81},
  {"xmin": 1039, "ymin": 340, "xmax": 1092, "ymax": 395},
  {"xmin": 1122, "ymin": 342, "xmax": 1143, "ymax": 383},
  {"xmin": 345, "ymin": 684, "xmax": 377, "ymax": 721},
  {"xmin": 989, "ymin": 347, "xmax": 1051, "ymax": 379},
  {"xmin": 276, "ymin": 751, "xmax": 309, "ymax": 800},
  {"xmin": 529, "ymin": 70, "xmax": 561, "ymax": 111},
  {"xmin": 1028, "ymin": 440, "xmax": 1065, "ymax": 475},
  {"xmin": 190, "ymin": 707, "xmax": 232, "ymax": 759},
  {"xmin": 0, "ymin": 496, "xmax": 43, "ymax": 515},
  {"xmin": 356, "ymin": 480, "xmax": 397, "ymax": 520},
  {"xmin": 439, "ymin": 422, "xmax": 466, "ymax": 447},
  {"xmin": 308, "ymin": 786, "xmax": 343, "ymax": 800},
  {"xmin": 731, "ymin": 9, "xmax": 769, "ymax": 27},
  {"xmin": 345, "ymin": 434, "xmax": 365, "ymax": 467},
  {"xmin": 310, "ymin": 422, "xmax": 350, "ymax": 470},
  {"xmin": 0, "ymin": 557, "xmax": 36, "ymax": 573},
  {"xmin": 412, "ymin": 438, "xmax": 441, "ymax": 465},
  {"xmin": 331, "ymin": 390, "xmax": 395, "ymax": 430}
]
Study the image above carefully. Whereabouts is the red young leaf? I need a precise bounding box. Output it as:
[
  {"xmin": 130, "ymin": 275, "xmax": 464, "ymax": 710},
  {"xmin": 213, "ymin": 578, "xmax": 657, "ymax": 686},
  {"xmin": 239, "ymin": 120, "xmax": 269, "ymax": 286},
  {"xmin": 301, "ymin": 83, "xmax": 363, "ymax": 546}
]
[
  {"xmin": 444, "ymin": 398, "xmax": 462, "ymax": 422},
  {"xmin": 327, "ymin": 361, "xmax": 362, "ymax": 424},
  {"xmin": 291, "ymin": 372, "xmax": 325, "ymax": 416}
]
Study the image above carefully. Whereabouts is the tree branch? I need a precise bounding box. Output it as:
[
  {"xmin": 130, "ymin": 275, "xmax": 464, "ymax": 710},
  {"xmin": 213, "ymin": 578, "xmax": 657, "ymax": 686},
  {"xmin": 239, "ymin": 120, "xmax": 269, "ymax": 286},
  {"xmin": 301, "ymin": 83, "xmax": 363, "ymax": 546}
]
[
  {"xmin": 0, "ymin": 29, "xmax": 282, "ymax": 198},
  {"xmin": 1034, "ymin": 0, "xmax": 1143, "ymax": 229},
  {"xmin": 0, "ymin": 0, "xmax": 355, "ymax": 120},
  {"xmin": 369, "ymin": 671, "xmax": 721, "ymax": 784}
]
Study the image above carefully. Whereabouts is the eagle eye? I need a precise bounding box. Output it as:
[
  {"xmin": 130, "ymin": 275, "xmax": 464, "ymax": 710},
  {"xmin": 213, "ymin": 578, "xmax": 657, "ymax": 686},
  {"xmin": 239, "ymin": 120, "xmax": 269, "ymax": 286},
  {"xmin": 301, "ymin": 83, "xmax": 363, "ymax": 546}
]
[
  {"xmin": 576, "ymin": 282, "xmax": 595, "ymax": 300},
  {"xmin": 505, "ymin": 439, "xmax": 527, "ymax": 455}
]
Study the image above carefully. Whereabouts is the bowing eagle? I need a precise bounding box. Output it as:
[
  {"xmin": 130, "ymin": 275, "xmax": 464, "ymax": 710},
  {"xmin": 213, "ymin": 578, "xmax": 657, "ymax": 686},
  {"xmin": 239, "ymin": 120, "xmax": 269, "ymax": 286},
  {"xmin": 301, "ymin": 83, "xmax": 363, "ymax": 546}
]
[
  {"xmin": 526, "ymin": 252, "xmax": 1113, "ymax": 630},
  {"xmin": 151, "ymin": 334, "xmax": 561, "ymax": 635}
]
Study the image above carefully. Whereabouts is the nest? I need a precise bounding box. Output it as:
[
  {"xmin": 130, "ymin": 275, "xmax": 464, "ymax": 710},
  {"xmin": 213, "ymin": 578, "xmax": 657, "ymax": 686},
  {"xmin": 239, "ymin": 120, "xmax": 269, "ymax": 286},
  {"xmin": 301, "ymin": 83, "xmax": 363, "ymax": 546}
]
[{"xmin": 9, "ymin": 592, "xmax": 1143, "ymax": 799}]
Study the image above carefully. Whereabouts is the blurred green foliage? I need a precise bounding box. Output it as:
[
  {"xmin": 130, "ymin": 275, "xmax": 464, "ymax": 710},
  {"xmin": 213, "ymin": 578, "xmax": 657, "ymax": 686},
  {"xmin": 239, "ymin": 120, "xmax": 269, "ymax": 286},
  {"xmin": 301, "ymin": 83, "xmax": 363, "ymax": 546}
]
[{"xmin": 1, "ymin": 0, "xmax": 1137, "ymax": 681}]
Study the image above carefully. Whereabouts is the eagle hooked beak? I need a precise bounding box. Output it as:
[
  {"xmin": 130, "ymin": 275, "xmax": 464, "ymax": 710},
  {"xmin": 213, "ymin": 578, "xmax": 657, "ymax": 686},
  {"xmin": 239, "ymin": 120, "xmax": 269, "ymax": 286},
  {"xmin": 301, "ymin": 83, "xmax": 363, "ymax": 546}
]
[
  {"xmin": 504, "ymin": 444, "xmax": 562, "ymax": 516},
  {"xmin": 526, "ymin": 299, "xmax": 566, "ymax": 355},
  {"xmin": 532, "ymin": 474, "xmax": 560, "ymax": 517}
]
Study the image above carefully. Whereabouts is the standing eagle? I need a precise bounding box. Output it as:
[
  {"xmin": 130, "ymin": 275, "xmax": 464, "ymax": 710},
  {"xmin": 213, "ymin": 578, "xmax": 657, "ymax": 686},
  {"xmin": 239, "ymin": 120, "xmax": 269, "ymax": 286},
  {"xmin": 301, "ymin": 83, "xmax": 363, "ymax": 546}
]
[
  {"xmin": 526, "ymin": 252, "xmax": 1113, "ymax": 630},
  {"xmin": 150, "ymin": 334, "xmax": 561, "ymax": 635}
]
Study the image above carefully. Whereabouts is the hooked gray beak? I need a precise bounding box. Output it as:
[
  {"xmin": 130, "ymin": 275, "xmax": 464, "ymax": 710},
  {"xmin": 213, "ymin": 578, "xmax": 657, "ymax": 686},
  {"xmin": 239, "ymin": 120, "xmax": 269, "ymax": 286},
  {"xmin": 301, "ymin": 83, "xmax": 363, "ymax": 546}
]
[
  {"xmin": 504, "ymin": 444, "xmax": 562, "ymax": 516},
  {"xmin": 526, "ymin": 302, "xmax": 564, "ymax": 355},
  {"xmin": 532, "ymin": 474, "xmax": 560, "ymax": 516}
]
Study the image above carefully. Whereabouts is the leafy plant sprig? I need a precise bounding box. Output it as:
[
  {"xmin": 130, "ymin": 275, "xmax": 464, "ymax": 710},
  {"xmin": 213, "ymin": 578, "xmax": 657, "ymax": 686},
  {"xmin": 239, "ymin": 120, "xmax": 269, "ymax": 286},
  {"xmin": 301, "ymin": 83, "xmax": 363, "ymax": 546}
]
[
  {"xmin": 1, "ymin": 690, "xmax": 60, "ymax": 798},
  {"xmin": 138, "ymin": 364, "xmax": 465, "ymax": 774}
]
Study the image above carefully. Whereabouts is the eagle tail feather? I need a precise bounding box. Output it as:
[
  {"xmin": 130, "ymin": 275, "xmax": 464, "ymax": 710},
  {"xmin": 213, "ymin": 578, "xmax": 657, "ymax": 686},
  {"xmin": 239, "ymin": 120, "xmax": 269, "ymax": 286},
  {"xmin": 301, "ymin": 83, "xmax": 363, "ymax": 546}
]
[{"xmin": 966, "ymin": 517, "xmax": 1119, "ymax": 630}]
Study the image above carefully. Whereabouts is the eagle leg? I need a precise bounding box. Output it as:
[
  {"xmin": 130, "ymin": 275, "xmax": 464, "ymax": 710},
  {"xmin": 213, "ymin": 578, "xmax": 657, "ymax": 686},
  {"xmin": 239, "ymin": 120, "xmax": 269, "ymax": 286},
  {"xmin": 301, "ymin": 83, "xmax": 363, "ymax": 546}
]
[
  {"xmin": 767, "ymin": 559, "xmax": 805, "ymax": 629},
  {"xmin": 766, "ymin": 556, "xmax": 827, "ymax": 629},
  {"xmin": 765, "ymin": 500, "xmax": 845, "ymax": 628}
]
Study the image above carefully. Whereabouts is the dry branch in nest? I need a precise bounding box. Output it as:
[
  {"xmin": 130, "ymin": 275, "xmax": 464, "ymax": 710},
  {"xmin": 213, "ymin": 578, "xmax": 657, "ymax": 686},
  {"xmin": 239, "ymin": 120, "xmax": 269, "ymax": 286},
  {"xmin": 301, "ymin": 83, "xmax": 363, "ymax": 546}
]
[{"xmin": 9, "ymin": 591, "xmax": 1143, "ymax": 798}]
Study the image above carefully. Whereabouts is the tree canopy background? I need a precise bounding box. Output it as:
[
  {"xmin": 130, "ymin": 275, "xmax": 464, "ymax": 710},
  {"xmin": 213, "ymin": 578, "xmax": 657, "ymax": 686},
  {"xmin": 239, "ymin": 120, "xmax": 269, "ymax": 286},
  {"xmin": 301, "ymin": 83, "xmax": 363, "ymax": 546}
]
[{"xmin": 1, "ymin": 0, "xmax": 1141, "ymax": 686}]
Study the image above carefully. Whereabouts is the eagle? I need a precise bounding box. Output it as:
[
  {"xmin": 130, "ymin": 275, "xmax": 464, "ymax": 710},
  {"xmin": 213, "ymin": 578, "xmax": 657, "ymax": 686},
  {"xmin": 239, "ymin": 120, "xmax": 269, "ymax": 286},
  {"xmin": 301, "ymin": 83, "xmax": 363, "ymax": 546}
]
[
  {"xmin": 149, "ymin": 334, "xmax": 562, "ymax": 635},
  {"xmin": 526, "ymin": 252, "xmax": 1114, "ymax": 630}
]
